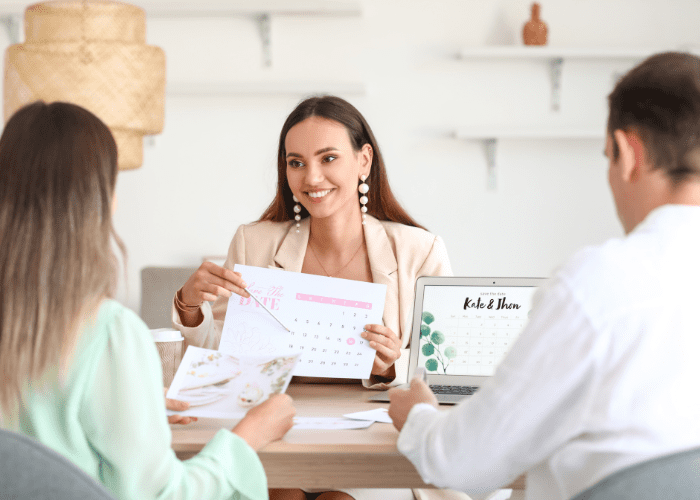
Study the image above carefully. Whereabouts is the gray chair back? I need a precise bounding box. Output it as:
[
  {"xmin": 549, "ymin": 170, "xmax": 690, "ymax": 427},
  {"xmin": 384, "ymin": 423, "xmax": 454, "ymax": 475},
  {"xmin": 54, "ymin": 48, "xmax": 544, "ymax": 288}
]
[
  {"xmin": 141, "ymin": 266, "xmax": 199, "ymax": 328},
  {"xmin": 570, "ymin": 446, "xmax": 700, "ymax": 500},
  {"xmin": 0, "ymin": 428, "xmax": 115, "ymax": 499}
]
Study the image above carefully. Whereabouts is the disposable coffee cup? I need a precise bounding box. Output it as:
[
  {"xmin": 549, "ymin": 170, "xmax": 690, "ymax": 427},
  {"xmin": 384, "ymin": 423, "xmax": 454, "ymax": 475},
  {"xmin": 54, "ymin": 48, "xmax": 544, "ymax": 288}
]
[{"xmin": 151, "ymin": 328, "xmax": 184, "ymax": 388}]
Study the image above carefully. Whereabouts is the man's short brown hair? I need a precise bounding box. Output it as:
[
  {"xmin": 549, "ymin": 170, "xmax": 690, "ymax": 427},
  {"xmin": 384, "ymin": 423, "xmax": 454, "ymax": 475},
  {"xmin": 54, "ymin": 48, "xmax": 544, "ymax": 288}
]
[{"xmin": 608, "ymin": 51, "xmax": 700, "ymax": 183}]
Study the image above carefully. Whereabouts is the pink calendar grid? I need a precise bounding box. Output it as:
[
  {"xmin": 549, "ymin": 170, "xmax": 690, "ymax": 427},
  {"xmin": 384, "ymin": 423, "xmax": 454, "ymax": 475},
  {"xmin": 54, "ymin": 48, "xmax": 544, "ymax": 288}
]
[{"xmin": 296, "ymin": 293, "xmax": 372, "ymax": 310}]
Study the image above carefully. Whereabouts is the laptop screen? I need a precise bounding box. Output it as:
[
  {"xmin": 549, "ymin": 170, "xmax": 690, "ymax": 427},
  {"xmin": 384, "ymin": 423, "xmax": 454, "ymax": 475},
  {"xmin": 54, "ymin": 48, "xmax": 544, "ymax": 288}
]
[{"xmin": 416, "ymin": 283, "xmax": 539, "ymax": 376}]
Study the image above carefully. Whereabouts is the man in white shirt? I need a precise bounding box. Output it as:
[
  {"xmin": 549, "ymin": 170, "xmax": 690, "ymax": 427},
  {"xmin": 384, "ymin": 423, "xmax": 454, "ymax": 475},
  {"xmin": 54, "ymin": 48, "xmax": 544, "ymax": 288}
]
[{"xmin": 388, "ymin": 51, "xmax": 700, "ymax": 500}]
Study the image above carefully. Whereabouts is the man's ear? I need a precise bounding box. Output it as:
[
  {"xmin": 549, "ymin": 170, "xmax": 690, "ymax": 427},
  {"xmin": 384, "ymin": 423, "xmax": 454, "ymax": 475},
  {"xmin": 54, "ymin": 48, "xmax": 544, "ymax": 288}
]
[{"xmin": 613, "ymin": 129, "xmax": 645, "ymax": 182}]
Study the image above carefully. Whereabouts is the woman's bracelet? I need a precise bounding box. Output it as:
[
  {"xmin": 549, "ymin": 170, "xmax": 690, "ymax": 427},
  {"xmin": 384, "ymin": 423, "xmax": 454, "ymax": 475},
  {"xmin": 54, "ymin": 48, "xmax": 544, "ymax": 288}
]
[{"xmin": 175, "ymin": 289, "xmax": 203, "ymax": 312}]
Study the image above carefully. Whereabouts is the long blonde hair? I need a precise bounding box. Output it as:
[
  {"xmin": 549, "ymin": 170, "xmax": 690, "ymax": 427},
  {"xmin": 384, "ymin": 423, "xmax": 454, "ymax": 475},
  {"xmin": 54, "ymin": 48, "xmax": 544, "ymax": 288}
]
[{"xmin": 0, "ymin": 101, "xmax": 124, "ymax": 415}]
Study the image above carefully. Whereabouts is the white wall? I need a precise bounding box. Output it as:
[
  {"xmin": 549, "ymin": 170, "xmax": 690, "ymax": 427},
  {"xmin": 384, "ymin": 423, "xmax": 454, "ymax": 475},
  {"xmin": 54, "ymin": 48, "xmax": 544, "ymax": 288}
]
[{"xmin": 2, "ymin": 0, "xmax": 700, "ymax": 313}]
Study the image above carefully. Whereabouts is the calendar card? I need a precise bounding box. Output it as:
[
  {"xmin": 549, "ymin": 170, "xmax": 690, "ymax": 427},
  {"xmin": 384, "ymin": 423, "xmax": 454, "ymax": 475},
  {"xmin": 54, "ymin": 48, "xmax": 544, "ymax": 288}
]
[
  {"xmin": 166, "ymin": 346, "xmax": 299, "ymax": 418},
  {"xmin": 417, "ymin": 285, "xmax": 538, "ymax": 375},
  {"xmin": 219, "ymin": 265, "xmax": 387, "ymax": 379}
]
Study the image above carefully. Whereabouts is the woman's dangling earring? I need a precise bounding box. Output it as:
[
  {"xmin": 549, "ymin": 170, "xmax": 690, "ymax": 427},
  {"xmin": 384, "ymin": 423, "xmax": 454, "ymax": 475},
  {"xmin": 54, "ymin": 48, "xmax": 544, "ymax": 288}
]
[
  {"xmin": 358, "ymin": 175, "xmax": 369, "ymax": 225},
  {"xmin": 293, "ymin": 195, "xmax": 301, "ymax": 233}
]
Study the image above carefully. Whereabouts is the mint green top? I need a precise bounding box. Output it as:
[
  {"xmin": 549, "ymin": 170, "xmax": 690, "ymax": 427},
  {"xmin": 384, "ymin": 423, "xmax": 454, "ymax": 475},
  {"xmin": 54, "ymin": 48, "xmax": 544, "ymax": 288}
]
[{"xmin": 5, "ymin": 300, "xmax": 267, "ymax": 500}]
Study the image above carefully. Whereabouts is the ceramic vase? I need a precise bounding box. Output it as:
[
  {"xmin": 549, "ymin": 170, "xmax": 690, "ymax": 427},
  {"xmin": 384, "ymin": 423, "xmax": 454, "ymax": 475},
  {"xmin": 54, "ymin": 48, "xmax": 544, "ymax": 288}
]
[{"xmin": 523, "ymin": 2, "xmax": 548, "ymax": 46}]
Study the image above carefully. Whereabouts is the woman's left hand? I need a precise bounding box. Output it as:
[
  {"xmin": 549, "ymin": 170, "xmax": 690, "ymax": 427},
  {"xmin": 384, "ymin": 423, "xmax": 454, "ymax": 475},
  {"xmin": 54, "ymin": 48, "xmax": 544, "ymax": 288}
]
[
  {"xmin": 164, "ymin": 388, "xmax": 198, "ymax": 425},
  {"xmin": 362, "ymin": 324, "xmax": 401, "ymax": 378}
]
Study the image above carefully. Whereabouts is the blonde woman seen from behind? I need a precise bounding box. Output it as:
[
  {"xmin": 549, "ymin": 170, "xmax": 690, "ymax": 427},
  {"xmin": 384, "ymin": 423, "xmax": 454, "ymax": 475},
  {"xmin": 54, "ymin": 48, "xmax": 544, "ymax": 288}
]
[{"xmin": 0, "ymin": 101, "xmax": 295, "ymax": 500}]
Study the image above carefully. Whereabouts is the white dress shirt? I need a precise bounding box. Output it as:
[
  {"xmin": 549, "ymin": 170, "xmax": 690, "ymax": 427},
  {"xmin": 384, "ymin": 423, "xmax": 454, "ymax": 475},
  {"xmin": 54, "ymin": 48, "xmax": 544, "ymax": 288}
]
[{"xmin": 398, "ymin": 204, "xmax": 700, "ymax": 500}]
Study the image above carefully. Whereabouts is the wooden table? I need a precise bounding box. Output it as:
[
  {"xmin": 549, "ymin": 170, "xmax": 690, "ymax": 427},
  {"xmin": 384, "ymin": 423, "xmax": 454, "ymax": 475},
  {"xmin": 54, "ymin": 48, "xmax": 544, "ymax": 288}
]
[{"xmin": 171, "ymin": 383, "xmax": 525, "ymax": 490}]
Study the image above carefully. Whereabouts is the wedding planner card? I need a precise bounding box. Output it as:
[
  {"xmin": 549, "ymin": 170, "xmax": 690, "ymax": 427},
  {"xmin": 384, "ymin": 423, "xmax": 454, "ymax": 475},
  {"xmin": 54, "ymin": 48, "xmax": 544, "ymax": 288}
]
[
  {"xmin": 166, "ymin": 346, "xmax": 299, "ymax": 418},
  {"xmin": 417, "ymin": 285, "xmax": 538, "ymax": 376},
  {"xmin": 219, "ymin": 264, "xmax": 387, "ymax": 379}
]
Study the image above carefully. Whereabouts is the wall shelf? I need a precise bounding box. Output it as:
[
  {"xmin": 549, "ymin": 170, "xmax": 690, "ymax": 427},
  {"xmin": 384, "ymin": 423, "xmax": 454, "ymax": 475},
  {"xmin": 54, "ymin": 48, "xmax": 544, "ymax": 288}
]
[
  {"xmin": 455, "ymin": 127, "xmax": 605, "ymax": 191},
  {"xmin": 142, "ymin": 0, "xmax": 361, "ymax": 16},
  {"xmin": 139, "ymin": 0, "xmax": 361, "ymax": 66},
  {"xmin": 167, "ymin": 81, "xmax": 365, "ymax": 97},
  {"xmin": 455, "ymin": 126, "xmax": 604, "ymax": 140},
  {"xmin": 0, "ymin": 1, "xmax": 362, "ymax": 67},
  {"xmin": 0, "ymin": 1, "xmax": 362, "ymax": 16},
  {"xmin": 458, "ymin": 46, "xmax": 668, "ymax": 60},
  {"xmin": 458, "ymin": 46, "xmax": 679, "ymax": 112}
]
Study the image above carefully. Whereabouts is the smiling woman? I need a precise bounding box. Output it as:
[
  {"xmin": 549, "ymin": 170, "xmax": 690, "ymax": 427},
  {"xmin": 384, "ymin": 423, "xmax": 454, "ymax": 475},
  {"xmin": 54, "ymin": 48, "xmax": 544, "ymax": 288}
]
[
  {"xmin": 262, "ymin": 96, "xmax": 424, "ymax": 230},
  {"xmin": 172, "ymin": 95, "xmax": 455, "ymax": 500},
  {"xmin": 286, "ymin": 117, "xmax": 367, "ymax": 229}
]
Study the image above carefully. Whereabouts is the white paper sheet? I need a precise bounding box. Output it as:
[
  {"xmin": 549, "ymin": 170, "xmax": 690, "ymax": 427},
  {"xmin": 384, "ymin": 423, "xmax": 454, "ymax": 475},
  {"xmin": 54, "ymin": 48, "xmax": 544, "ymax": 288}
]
[
  {"xmin": 342, "ymin": 408, "xmax": 393, "ymax": 424},
  {"xmin": 220, "ymin": 265, "xmax": 387, "ymax": 379},
  {"xmin": 292, "ymin": 417, "xmax": 374, "ymax": 430},
  {"xmin": 166, "ymin": 346, "xmax": 299, "ymax": 418}
]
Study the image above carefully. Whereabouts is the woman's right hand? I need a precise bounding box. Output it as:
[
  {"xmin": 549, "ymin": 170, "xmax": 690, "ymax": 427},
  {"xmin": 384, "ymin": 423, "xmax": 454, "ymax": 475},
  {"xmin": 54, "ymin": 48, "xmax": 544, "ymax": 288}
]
[
  {"xmin": 180, "ymin": 261, "xmax": 250, "ymax": 306},
  {"xmin": 231, "ymin": 394, "xmax": 296, "ymax": 451}
]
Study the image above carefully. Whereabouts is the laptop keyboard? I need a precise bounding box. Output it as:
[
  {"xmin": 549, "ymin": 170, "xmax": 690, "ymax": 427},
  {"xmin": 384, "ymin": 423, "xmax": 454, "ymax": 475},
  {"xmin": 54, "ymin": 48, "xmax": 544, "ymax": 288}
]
[{"xmin": 430, "ymin": 385, "xmax": 479, "ymax": 395}]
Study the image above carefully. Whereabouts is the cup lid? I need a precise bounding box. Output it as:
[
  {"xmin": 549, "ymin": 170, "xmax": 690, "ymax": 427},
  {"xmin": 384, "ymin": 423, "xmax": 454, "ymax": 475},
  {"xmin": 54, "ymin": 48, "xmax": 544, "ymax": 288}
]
[{"xmin": 150, "ymin": 328, "xmax": 184, "ymax": 342}]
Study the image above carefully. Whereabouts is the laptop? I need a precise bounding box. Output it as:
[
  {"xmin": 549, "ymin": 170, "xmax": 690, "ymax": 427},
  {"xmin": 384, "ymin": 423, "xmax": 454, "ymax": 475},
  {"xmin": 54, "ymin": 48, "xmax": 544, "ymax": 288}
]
[{"xmin": 369, "ymin": 276, "xmax": 546, "ymax": 404}]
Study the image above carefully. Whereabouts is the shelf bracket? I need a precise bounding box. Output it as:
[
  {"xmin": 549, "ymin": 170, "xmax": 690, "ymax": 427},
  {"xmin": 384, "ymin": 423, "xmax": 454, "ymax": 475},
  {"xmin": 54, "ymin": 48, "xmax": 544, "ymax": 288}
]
[
  {"xmin": 483, "ymin": 138, "xmax": 497, "ymax": 191},
  {"xmin": 254, "ymin": 13, "xmax": 272, "ymax": 67},
  {"xmin": 549, "ymin": 57, "xmax": 563, "ymax": 112},
  {"xmin": 1, "ymin": 15, "xmax": 21, "ymax": 45}
]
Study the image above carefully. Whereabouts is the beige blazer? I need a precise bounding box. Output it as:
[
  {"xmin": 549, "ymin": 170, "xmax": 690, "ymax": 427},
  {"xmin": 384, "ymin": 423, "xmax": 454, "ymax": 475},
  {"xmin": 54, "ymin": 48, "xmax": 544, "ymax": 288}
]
[{"xmin": 173, "ymin": 214, "xmax": 452, "ymax": 387}]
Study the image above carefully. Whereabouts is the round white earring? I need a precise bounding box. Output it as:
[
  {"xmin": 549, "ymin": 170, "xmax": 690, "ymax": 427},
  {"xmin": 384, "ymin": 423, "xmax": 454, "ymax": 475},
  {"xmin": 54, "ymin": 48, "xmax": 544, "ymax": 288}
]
[
  {"xmin": 358, "ymin": 175, "xmax": 369, "ymax": 225},
  {"xmin": 293, "ymin": 194, "xmax": 301, "ymax": 232}
]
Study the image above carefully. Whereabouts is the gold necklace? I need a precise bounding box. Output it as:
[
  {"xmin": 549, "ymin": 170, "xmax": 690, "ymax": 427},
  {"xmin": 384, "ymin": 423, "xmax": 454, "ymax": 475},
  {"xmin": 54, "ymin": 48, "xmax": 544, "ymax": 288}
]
[{"xmin": 308, "ymin": 239, "xmax": 364, "ymax": 278}]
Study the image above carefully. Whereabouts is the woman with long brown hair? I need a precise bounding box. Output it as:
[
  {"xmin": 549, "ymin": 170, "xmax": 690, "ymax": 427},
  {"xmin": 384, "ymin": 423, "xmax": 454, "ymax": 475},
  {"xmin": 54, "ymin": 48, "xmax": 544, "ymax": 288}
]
[
  {"xmin": 0, "ymin": 101, "xmax": 295, "ymax": 500},
  {"xmin": 174, "ymin": 95, "xmax": 452, "ymax": 500}
]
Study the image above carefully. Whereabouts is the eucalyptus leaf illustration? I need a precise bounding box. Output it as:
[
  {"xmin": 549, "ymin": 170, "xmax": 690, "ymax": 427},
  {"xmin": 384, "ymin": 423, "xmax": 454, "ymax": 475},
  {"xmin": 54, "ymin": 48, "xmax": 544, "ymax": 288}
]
[
  {"xmin": 431, "ymin": 331, "xmax": 445, "ymax": 344},
  {"xmin": 420, "ymin": 312, "xmax": 451, "ymax": 374},
  {"xmin": 425, "ymin": 358, "xmax": 438, "ymax": 371}
]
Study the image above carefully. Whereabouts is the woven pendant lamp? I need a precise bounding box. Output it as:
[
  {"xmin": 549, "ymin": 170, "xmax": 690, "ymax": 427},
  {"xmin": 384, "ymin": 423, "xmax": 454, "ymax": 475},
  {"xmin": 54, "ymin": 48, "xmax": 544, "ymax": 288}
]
[{"xmin": 4, "ymin": 0, "xmax": 166, "ymax": 170}]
